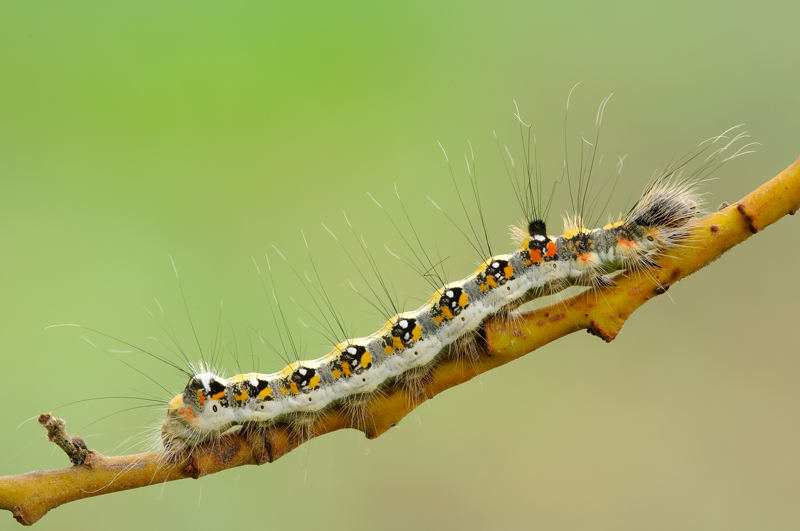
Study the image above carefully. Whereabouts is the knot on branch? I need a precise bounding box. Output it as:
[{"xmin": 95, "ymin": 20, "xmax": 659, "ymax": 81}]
[{"xmin": 37, "ymin": 414, "xmax": 89, "ymax": 466}]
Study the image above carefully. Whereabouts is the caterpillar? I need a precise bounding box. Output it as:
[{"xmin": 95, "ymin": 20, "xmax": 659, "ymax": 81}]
[{"xmin": 158, "ymin": 116, "xmax": 755, "ymax": 454}]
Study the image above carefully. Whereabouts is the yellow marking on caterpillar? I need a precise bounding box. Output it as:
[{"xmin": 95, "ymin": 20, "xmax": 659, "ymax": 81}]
[
  {"xmin": 392, "ymin": 336, "xmax": 405, "ymax": 350},
  {"xmin": 458, "ymin": 292, "xmax": 469, "ymax": 308},
  {"xmin": 384, "ymin": 344, "xmax": 395, "ymax": 355},
  {"xmin": 258, "ymin": 386, "xmax": 272, "ymax": 400},
  {"xmin": 562, "ymin": 227, "xmax": 588, "ymax": 239},
  {"xmin": 411, "ymin": 326, "xmax": 421, "ymax": 341},
  {"xmin": 308, "ymin": 374, "xmax": 321, "ymax": 389},
  {"xmin": 441, "ymin": 305, "xmax": 454, "ymax": 320},
  {"xmin": 289, "ymin": 382, "xmax": 299, "ymax": 394},
  {"xmin": 480, "ymin": 282, "xmax": 488, "ymax": 291},
  {"xmin": 332, "ymin": 368, "xmax": 342, "ymax": 379},
  {"xmin": 211, "ymin": 391, "xmax": 225, "ymax": 401},
  {"xmin": 361, "ymin": 351, "xmax": 373, "ymax": 367},
  {"xmin": 486, "ymin": 276, "xmax": 498, "ymax": 288},
  {"xmin": 342, "ymin": 363, "xmax": 353, "ymax": 377},
  {"xmin": 432, "ymin": 315, "xmax": 444, "ymax": 325},
  {"xmin": 503, "ymin": 265, "xmax": 514, "ymax": 279},
  {"xmin": 234, "ymin": 390, "xmax": 248, "ymax": 402}
]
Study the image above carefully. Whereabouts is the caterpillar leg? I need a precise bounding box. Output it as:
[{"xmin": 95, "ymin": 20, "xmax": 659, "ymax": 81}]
[
  {"xmin": 449, "ymin": 329, "xmax": 485, "ymax": 364},
  {"xmin": 397, "ymin": 361, "xmax": 439, "ymax": 408},
  {"xmin": 341, "ymin": 389, "xmax": 385, "ymax": 438},
  {"xmin": 287, "ymin": 411, "xmax": 320, "ymax": 444}
]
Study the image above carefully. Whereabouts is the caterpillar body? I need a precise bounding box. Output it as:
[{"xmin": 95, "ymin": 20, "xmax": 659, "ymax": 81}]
[{"xmin": 160, "ymin": 123, "xmax": 752, "ymax": 453}]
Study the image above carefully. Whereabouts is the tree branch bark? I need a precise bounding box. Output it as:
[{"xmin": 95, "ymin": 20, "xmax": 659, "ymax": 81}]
[{"xmin": 2, "ymin": 155, "xmax": 799, "ymax": 526}]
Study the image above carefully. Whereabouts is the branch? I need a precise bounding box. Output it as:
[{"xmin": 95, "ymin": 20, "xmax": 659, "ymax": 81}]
[{"xmin": 2, "ymin": 155, "xmax": 799, "ymax": 526}]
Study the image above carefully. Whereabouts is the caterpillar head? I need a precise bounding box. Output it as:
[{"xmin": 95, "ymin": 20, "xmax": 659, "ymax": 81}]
[{"xmin": 161, "ymin": 372, "xmax": 235, "ymax": 451}]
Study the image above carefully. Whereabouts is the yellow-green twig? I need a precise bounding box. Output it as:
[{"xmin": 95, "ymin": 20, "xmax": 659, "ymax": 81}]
[{"xmin": 1, "ymin": 155, "xmax": 798, "ymax": 526}]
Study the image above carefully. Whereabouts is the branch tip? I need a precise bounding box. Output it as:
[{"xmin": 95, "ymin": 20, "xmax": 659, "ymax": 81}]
[{"xmin": 37, "ymin": 414, "xmax": 89, "ymax": 466}]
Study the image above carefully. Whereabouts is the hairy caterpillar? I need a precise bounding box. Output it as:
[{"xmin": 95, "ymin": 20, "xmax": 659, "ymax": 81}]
[{"xmin": 158, "ymin": 117, "xmax": 754, "ymax": 454}]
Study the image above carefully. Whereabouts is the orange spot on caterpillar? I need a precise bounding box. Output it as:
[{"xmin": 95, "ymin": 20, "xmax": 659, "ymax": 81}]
[
  {"xmin": 440, "ymin": 306, "xmax": 454, "ymax": 320},
  {"xmin": 411, "ymin": 326, "xmax": 422, "ymax": 341},
  {"xmin": 486, "ymin": 276, "xmax": 498, "ymax": 288},
  {"xmin": 308, "ymin": 374, "xmax": 321, "ymax": 388},
  {"xmin": 503, "ymin": 265, "xmax": 514, "ymax": 279},
  {"xmin": 458, "ymin": 292, "xmax": 469, "ymax": 308},
  {"xmin": 546, "ymin": 242, "xmax": 557, "ymax": 257},
  {"xmin": 258, "ymin": 387, "xmax": 272, "ymax": 399},
  {"xmin": 234, "ymin": 390, "xmax": 248, "ymax": 402},
  {"xmin": 361, "ymin": 352, "xmax": 373, "ymax": 368},
  {"xmin": 529, "ymin": 249, "xmax": 542, "ymax": 262},
  {"xmin": 211, "ymin": 391, "xmax": 225, "ymax": 401},
  {"xmin": 289, "ymin": 382, "xmax": 299, "ymax": 394},
  {"xmin": 332, "ymin": 369, "xmax": 342, "ymax": 378},
  {"xmin": 196, "ymin": 389, "xmax": 205, "ymax": 404}
]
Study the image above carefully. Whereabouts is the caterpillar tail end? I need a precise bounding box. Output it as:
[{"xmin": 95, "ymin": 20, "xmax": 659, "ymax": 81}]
[{"xmin": 628, "ymin": 191, "xmax": 701, "ymax": 252}]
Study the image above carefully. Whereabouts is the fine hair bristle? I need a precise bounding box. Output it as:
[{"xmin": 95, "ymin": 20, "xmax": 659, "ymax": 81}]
[{"xmin": 528, "ymin": 219, "xmax": 548, "ymax": 237}]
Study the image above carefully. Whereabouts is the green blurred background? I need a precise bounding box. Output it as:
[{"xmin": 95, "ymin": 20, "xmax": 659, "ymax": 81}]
[{"xmin": 1, "ymin": 1, "xmax": 798, "ymax": 529}]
